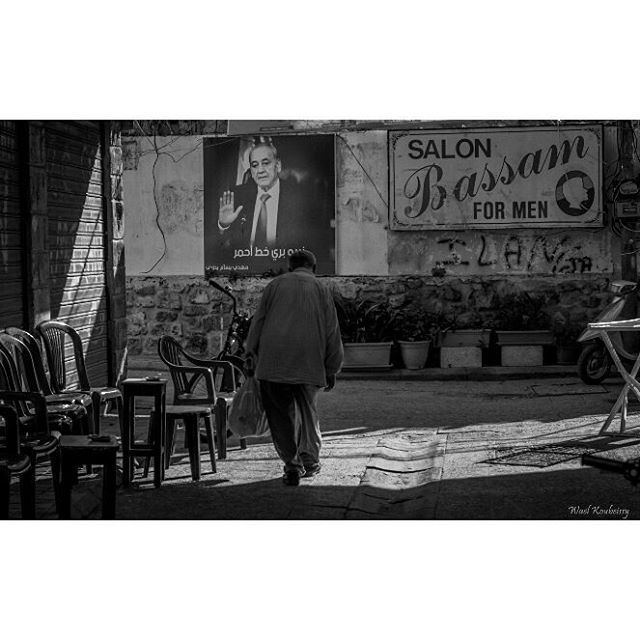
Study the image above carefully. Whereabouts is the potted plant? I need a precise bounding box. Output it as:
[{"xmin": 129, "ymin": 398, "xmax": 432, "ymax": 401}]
[
  {"xmin": 436, "ymin": 311, "xmax": 490, "ymax": 368},
  {"xmin": 333, "ymin": 295, "xmax": 398, "ymax": 369},
  {"xmin": 491, "ymin": 291, "xmax": 552, "ymax": 366},
  {"xmin": 391, "ymin": 306, "xmax": 444, "ymax": 370}
]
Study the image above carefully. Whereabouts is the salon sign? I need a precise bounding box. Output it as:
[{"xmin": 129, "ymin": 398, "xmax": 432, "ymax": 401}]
[{"xmin": 390, "ymin": 126, "xmax": 603, "ymax": 229}]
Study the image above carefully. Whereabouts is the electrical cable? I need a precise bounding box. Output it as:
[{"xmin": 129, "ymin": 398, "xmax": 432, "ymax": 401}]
[
  {"xmin": 335, "ymin": 133, "xmax": 388, "ymax": 209},
  {"xmin": 140, "ymin": 134, "xmax": 168, "ymax": 274}
]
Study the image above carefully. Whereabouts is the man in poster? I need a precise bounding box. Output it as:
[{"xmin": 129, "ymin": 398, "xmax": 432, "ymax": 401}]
[
  {"xmin": 205, "ymin": 134, "xmax": 335, "ymax": 276},
  {"xmin": 217, "ymin": 139, "xmax": 308, "ymax": 250}
]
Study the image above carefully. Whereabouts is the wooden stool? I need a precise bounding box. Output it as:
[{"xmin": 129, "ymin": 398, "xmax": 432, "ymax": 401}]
[
  {"xmin": 121, "ymin": 378, "xmax": 167, "ymax": 488},
  {"xmin": 145, "ymin": 405, "xmax": 216, "ymax": 481},
  {"xmin": 59, "ymin": 435, "xmax": 119, "ymax": 519}
]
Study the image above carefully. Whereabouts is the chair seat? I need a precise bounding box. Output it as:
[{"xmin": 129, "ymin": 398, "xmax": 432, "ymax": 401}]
[
  {"xmin": 20, "ymin": 434, "xmax": 59, "ymax": 456},
  {"xmin": 21, "ymin": 412, "xmax": 75, "ymax": 434},
  {"xmin": 176, "ymin": 392, "xmax": 234, "ymax": 404},
  {"xmin": 91, "ymin": 387, "xmax": 122, "ymax": 401},
  {"xmin": 165, "ymin": 405, "xmax": 212, "ymax": 417},
  {"xmin": 46, "ymin": 402, "xmax": 86, "ymax": 418},
  {"xmin": 0, "ymin": 451, "xmax": 31, "ymax": 474},
  {"xmin": 46, "ymin": 392, "xmax": 92, "ymax": 408}
]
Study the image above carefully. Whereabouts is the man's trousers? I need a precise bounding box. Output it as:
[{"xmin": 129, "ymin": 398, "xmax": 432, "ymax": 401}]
[{"xmin": 259, "ymin": 380, "xmax": 321, "ymax": 474}]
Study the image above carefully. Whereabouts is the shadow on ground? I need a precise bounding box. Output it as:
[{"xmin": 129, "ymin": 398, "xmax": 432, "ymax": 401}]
[{"xmin": 109, "ymin": 465, "xmax": 639, "ymax": 520}]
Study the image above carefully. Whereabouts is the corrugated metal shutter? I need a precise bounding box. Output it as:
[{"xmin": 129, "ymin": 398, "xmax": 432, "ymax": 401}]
[
  {"xmin": 46, "ymin": 121, "xmax": 109, "ymax": 387},
  {"xmin": 0, "ymin": 121, "xmax": 25, "ymax": 329}
]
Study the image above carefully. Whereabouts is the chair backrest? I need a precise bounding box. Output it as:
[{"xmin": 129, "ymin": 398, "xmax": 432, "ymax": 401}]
[
  {"xmin": 158, "ymin": 335, "xmax": 191, "ymax": 398},
  {"xmin": 0, "ymin": 339, "xmax": 34, "ymax": 420},
  {"xmin": 36, "ymin": 320, "xmax": 90, "ymax": 392},
  {"xmin": 0, "ymin": 333, "xmax": 41, "ymax": 394},
  {"xmin": 4, "ymin": 327, "xmax": 53, "ymax": 395}
]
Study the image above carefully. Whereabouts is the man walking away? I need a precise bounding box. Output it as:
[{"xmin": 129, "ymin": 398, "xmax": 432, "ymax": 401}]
[{"xmin": 245, "ymin": 250, "xmax": 344, "ymax": 486}]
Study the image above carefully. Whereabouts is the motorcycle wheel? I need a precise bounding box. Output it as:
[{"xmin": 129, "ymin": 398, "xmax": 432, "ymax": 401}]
[{"xmin": 577, "ymin": 342, "xmax": 612, "ymax": 384}]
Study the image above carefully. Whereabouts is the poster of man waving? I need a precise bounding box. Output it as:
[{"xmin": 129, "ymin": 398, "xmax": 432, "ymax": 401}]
[{"xmin": 204, "ymin": 134, "xmax": 336, "ymax": 276}]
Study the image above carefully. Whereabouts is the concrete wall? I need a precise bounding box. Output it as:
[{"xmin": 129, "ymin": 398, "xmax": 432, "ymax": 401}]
[
  {"xmin": 122, "ymin": 120, "xmax": 634, "ymax": 366},
  {"xmin": 123, "ymin": 124, "xmax": 621, "ymax": 279}
]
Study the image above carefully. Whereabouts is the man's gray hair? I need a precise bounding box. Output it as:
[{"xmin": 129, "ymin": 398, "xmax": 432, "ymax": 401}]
[
  {"xmin": 288, "ymin": 250, "xmax": 317, "ymax": 271},
  {"xmin": 249, "ymin": 136, "xmax": 279, "ymax": 161}
]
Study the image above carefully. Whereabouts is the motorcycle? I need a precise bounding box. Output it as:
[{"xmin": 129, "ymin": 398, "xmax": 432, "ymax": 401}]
[
  {"xmin": 577, "ymin": 279, "xmax": 639, "ymax": 384},
  {"xmin": 208, "ymin": 279, "xmax": 252, "ymax": 388}
]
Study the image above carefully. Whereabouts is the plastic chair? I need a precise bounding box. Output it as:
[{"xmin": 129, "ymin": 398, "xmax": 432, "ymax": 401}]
[
  {"xmin": 0, "ymin": 405, "xmax": 34, "ymax": 519},
  {"xmin": 0, "ymin": 333, "xmax": 89, "ymax": 435},
  {"xmin": 36, "ymin": 320, "xmax": 123, "ymax": 436},
  {"xmin": 5, "ymin": 327, "xmax": 94, "ymax": 428},
  {"xmin": 0, "ymin": 342, "xmax": 63, "ymax": 517},
  {"xmin": 158, "ymin": 335, "xmax": 246, "ymax": 459}
]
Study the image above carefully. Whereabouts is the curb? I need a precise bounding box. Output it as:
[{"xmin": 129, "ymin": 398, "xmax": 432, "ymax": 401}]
[{"xmin": 338, "ymin": 365, "xmax": 581, "ymax": 382}]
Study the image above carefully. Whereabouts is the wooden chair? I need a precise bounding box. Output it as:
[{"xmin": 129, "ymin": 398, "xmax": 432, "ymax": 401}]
[
  {"xmin": 158, "ymin": 335, "xmax": 246, "ymax": 459},
  {"xmin": 36, "ymin": 320, "xmax": 123, "ymax": 437},
  {"xmin": 4, "ymin": 327, "xmax": 94, "ymax": 429},
  {"xmin": 0, "ymin": 405, "xmax": 34, "ymax": 519},
  {"xmin": 0, "ymin": 342, "xmax": 63, "ymax": 517}
]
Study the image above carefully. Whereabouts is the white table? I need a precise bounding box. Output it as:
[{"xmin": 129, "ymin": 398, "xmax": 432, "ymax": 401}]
[{"xmin": 588, "ymin": 318, "xmax": 640, "ymax": 435}]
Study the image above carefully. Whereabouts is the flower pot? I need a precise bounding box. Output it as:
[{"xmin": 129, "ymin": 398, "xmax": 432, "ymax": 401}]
[
  {"xmin": 438, "ymin": 329, "xmax": 489, "ymax": 368},
  {"xmin": 342, "ymin": 342, "xmax": 393, "ymax": 370},
  {"xmin": 495, "ymin": 330, "xmax": 553, "ymax": 346},
  {"xmin": 496, "ymin": 330, "xmax": 552, "ymax": 367},
  {"xmin": 398, "ymin": 340, "xmax": 430, "ymax": 370},
  {"xmin": 440, "ymin": 329, "xmax": 491, "ymax": 348}
]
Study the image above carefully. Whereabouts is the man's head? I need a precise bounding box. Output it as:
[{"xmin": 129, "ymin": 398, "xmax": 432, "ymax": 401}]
[
  {"xmin": 288, "ymin": 249, "xmax": 317, "ymax": 273},
  {"xmin": 249, "ymin": 142, "xmax": 281, "ymax": 191}
]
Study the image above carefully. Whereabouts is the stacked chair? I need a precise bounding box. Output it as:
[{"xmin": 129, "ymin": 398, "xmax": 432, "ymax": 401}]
[
  {"xmin": 0, "ymin": 335, "xmax": 64, "ymax": 517},
  {"xmin": 0, "ymin": 405, "xmax": 34, "ymax": 519},
  {"xmin": 36, "ymin": 320, "xmax": 123, "ymax": 436},
  {"xmin": 0, "ymin": 322, "xmax": 119, "ymax": 518}
]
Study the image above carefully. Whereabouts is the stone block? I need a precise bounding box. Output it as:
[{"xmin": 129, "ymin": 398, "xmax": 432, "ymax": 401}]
[
  {"xmin": 143, "ymin": 337, "xmax": 160, "ymax": 353},
  {"xmin": 202, "ymin": 315, "xmax": 223, "ymax": 333},
  {"xmin": 127, "ymin": 338, "xmax": 143, "ymax": 356},
  {"xmin": 183, "ymin": 304, "xmax": 207, "ymax": 317},
  {"xmin": 155, "ymin": 310, "xmax": 178, "ymax": 323},
  {"xmin": 135, "ymin": 284, "xmax": 157, "ymax": 297},
  {"xmin": 501, "ymin": 345, "xmax": 543, "ymax": 367},
  {"xmin": 440, "ymin": 346, "xmax": 482, "ymax": 368},
  {"xmin": 185, "ymin": 333, "xmax": 208, "ymax": 354},
  {"xmin": 191, "ymin": 291, "xmax": 210, "ymax": 304}
]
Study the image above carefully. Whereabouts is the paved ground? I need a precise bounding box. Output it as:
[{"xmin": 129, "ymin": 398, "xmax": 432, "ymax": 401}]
[{"xmin": 9, "ymin": 374, "xmax": 640, "ymax": 519}]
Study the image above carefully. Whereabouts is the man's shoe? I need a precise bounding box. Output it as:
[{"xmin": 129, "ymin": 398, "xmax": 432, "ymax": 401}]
[
  {"xmin": 282, "ymin": 470, "xmax": 301, "ymax": 486},
  {"xmin": 302, "ymin": 463, "xmax": 321, "ymax": 478}
]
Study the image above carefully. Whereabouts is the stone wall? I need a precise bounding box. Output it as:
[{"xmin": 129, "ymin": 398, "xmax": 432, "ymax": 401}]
[{"xmin": 127, "ymin": 273, "xmax": 609, "ymax": 370}]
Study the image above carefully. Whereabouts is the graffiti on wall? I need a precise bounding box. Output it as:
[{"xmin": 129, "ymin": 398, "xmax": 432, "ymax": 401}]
[
  {"xmin": 389, "ymin": 231, "xmax": 612, "ymax": 276},
  {"xmin": 158, "ymin": 180, "xmax": 203, "ymax": 234}
]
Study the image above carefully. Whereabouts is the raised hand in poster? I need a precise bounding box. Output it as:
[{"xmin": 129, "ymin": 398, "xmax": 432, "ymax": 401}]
[{"xmin": 218, "ymin": 190, "xmax": 244, "ymax": 228}]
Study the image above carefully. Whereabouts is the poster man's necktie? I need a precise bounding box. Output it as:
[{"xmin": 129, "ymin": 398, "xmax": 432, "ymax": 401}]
[{"xmin": 255, "ymin": 192, "xmax": 270, "ymax": 247}]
